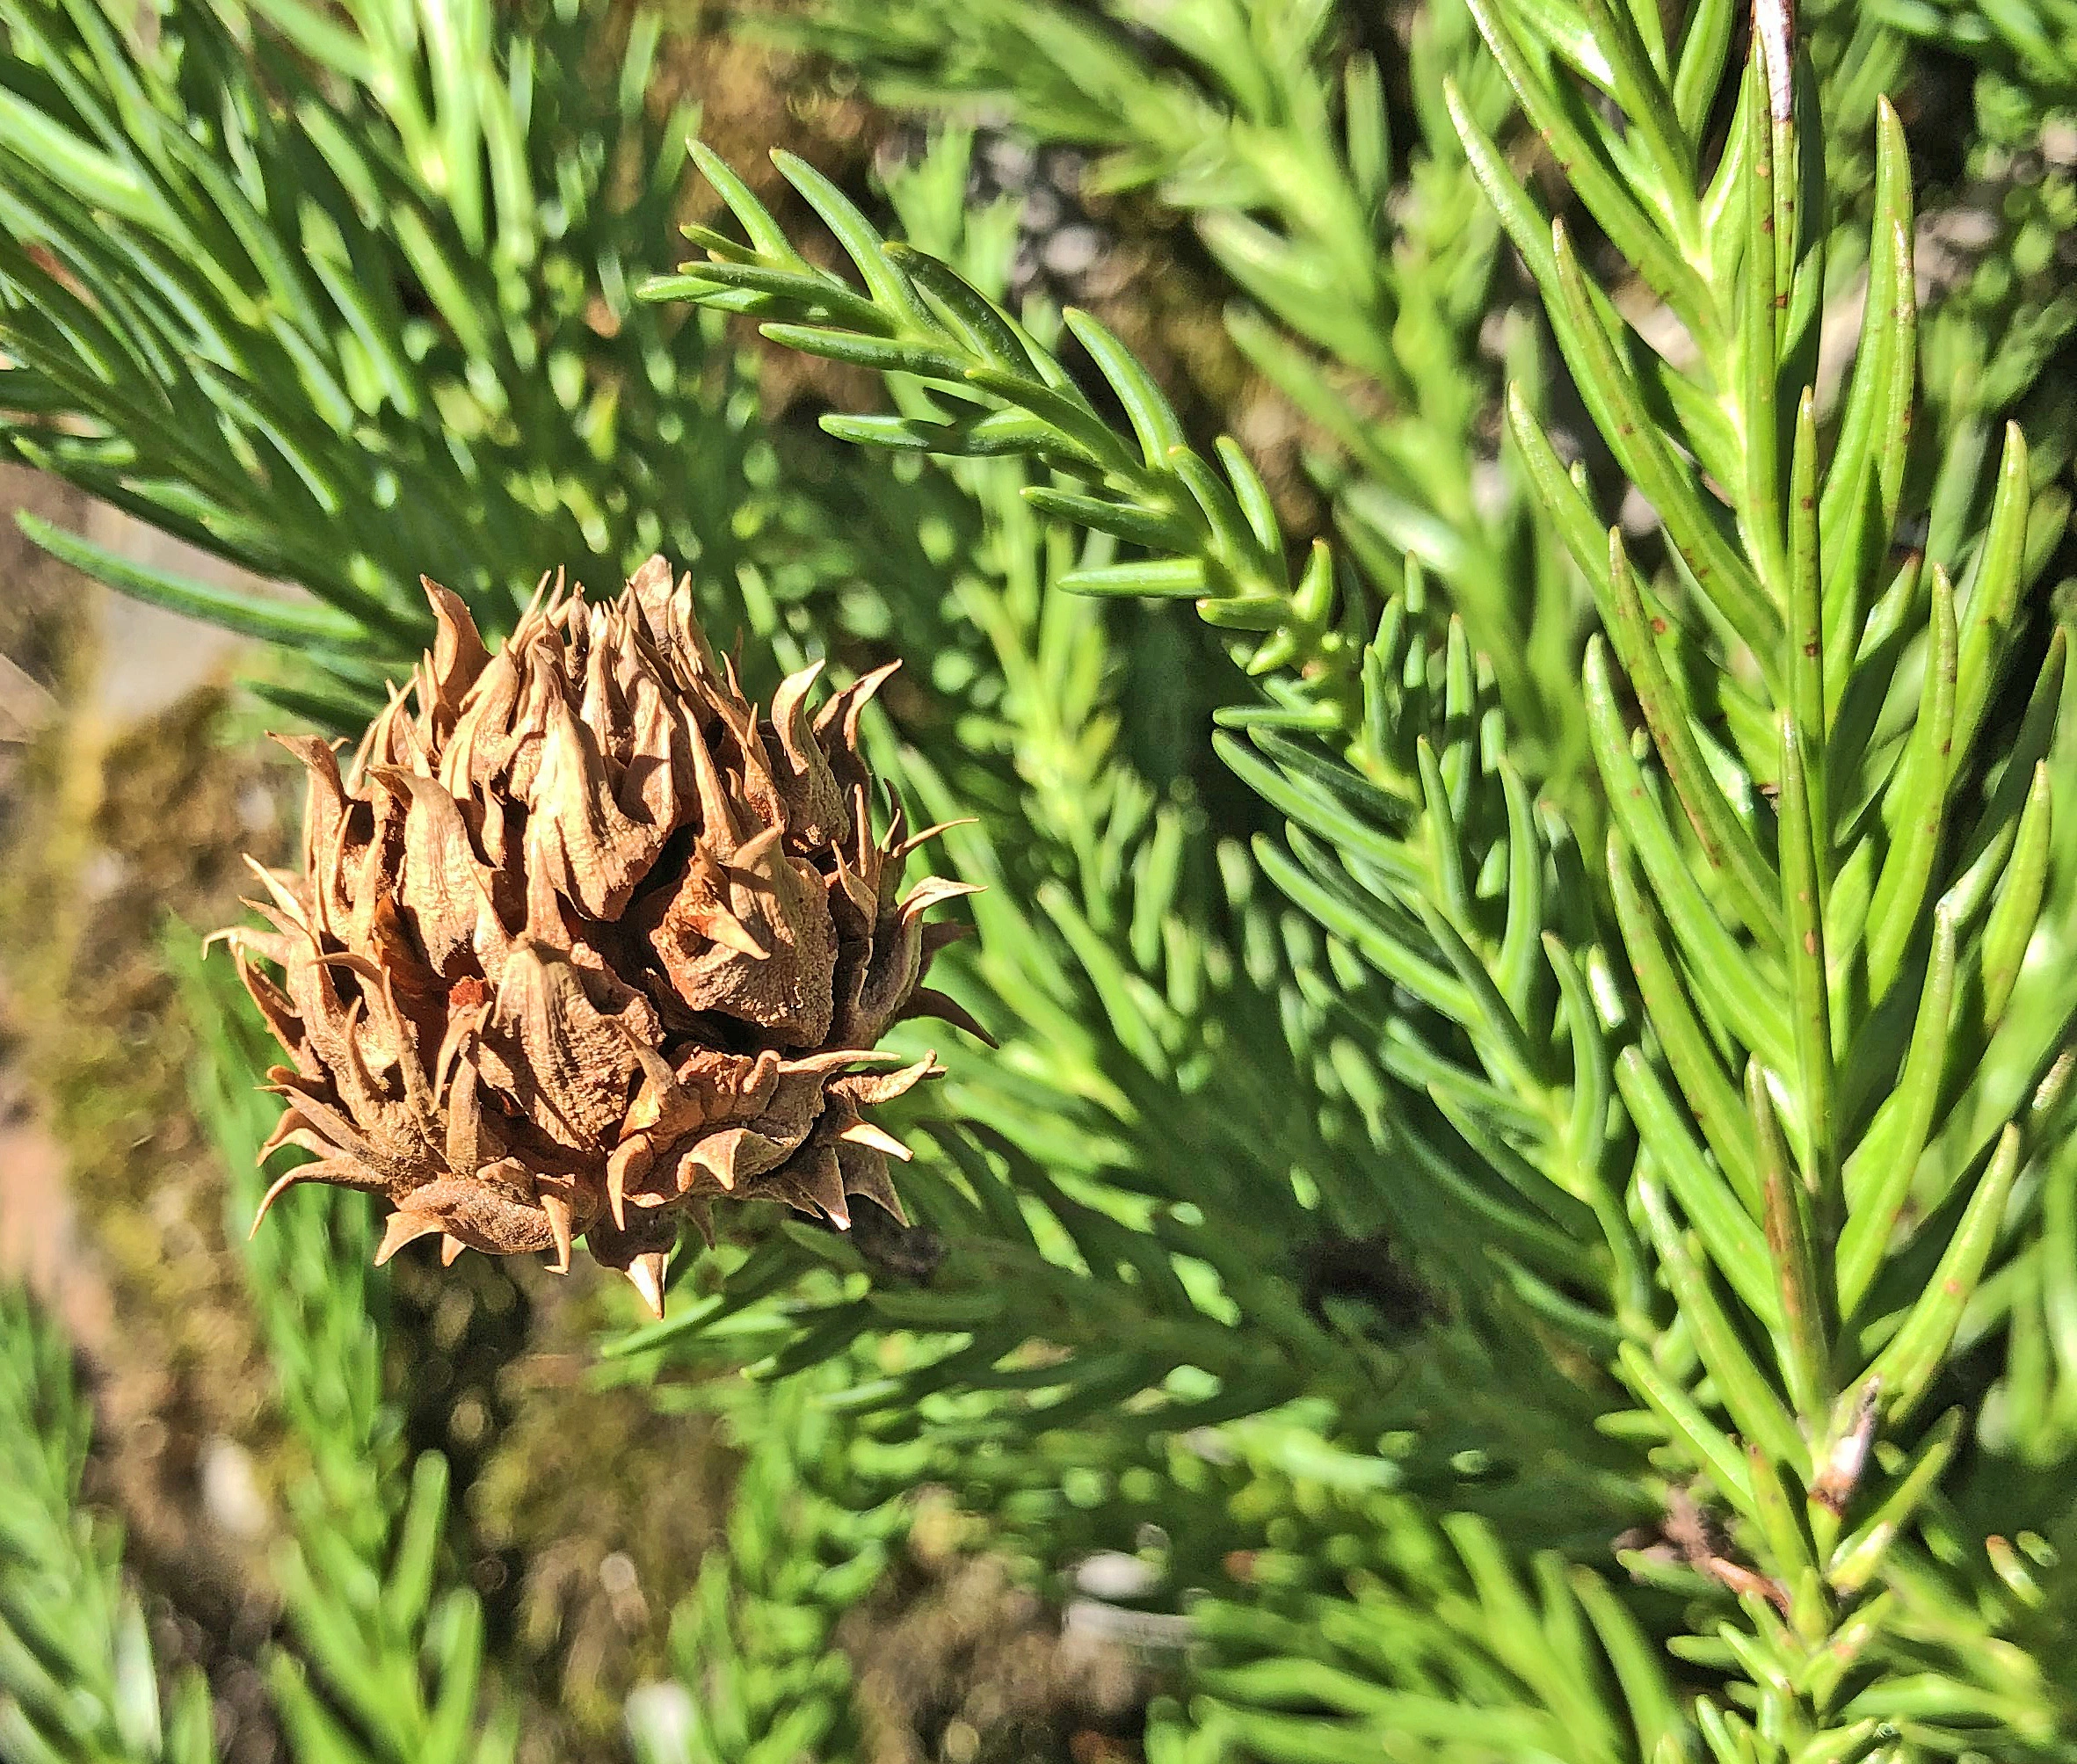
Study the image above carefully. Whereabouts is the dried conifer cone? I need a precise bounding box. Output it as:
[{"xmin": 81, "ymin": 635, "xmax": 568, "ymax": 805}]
[{"xmin": 218, "ymin": 557, "xmax": 983, "ymax": 1317}]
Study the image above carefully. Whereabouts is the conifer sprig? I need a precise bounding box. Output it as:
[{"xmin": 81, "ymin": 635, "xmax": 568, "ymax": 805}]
[
  {"xmin": 767, "ymin": 0, "xmax": 1592, "ymax": 758},
  {"xmin": 0, "ymin": 0, "xmax": 938, "ymax": 733},
  {"xmin": 647, "ymin": 145, "xmax": 1639, "ymax": 1302},
  {"xmin": 648, "ymin": 142, "xmax": 1644, "ymax": 1341},
  {"xmin": 643, "ymin": 145, "xmax": 1365, "ymax": 735},
  {"xmin": 629, "ymin": 1364, "xmax": 913, "ymax": 1764},
  {"xmin": 0, "ymin": 0, "xmax": 679, "ymax": 718},
  {"xmin": 1450, "ymin": 0, "xmax": 2076, "ymax": 1750},
  {"xmin": 0, "ymin": 1287, "xmax": 219, "ymax": 1764}
]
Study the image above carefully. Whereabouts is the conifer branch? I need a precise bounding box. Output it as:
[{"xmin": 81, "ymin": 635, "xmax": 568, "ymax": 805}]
[
  {"xmin": 0, "ymin": 0, "xmax": 904, "ymax": 730},
  {"xmin": 615, "ymin": 193, "xmax": 1653, "ymax": 1764},
  {"xmin": 646, "ymin": 144, "xmax": 1372, "ymax": 740},
  {"xmin": 648, "ymin": 142, "xmax": 1660, "ymax": 1343},
  {"xmin": 1452, "ymin": 0, "xmax": 2077, "ymax": 1750},
  {"xmin": 768, "ymin": 0, "xmax": 1592, "ymax": 755},
  {"xmin": 629, "ymin": 1367, "xmax": 910, "ymax": 1764}
]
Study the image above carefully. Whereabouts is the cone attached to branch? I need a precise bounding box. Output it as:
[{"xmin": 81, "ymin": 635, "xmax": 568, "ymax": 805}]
[{"xmin": 218, "ymin": 557, "xmax": 982, "ymax": 1315}]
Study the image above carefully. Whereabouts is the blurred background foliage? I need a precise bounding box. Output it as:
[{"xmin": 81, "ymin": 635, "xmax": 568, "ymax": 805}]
[{"xmin": 0, "ymin": 0, "xmax": 2075, "ymax": 1760}]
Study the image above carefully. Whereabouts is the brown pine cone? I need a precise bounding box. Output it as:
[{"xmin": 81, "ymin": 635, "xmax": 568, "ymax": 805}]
[{"xmin": 215, "ymin": 557, "xmax": 983, "ymax": 1316}]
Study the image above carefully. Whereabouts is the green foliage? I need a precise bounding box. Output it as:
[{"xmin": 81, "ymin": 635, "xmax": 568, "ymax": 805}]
[
  {"xmin": 628, "ymin": 1364, "xmax": 912, "ymax": 1764},
  {"xmin": 761, "ymin": 0, "xmax": 1587, "ymax": 765},
  {"xmin": 649, "ymin": 139, "xmax": 1364, "ymax": 716},
  {"xmin": 0, "ymin": 0, "xmax": 948, "ymax": 729},
  {"xmin": 599, "ymin": 130, "xmax": 1664, "ymax": 1764},
  {"xmin": 650, "ymin": 133, "xmax": 1630, "ymax": 1342},
  {"xmin": 1877, "ymin": 0, "xmax": 2077, "ymax": 99},
  {"xmin": 0, "ymin": 1287, "xmax": 216, "ymax": 1764},
  {"xmin": 1182, "ymin": 1496, "xmax": 1681, "ymax": 1763}
]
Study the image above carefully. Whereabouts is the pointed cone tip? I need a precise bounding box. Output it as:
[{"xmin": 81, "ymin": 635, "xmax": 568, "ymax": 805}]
[
  {"xmin": 624, "ymin": 1251, "xmax": 669, "ymax": 1318},
  {"xmin": 540, "ymin": 1190, "xmax": 575, "ymax": 1274},
  {"xmin": 839, "ymin": 1120, "xmax": 913, "ymax": 1162},
  {"xmin": 692, "ymin": 1146, "xmax": 737, "ymax": 1192},
  {"xmin": 374, "ymin": 1210, "xmax": 442, "ymax": 1267},
  {"xmin": 893, "ymin": 817, "xmax": 980, "ymax": 860},
  {"xmin": 250, "ymin": 1167, "xmax": 307, "ymax": 1237}
]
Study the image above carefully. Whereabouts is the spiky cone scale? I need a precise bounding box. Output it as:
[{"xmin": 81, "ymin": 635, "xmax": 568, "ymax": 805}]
[{"xmin": 219, "ymin": 557, "xmax": 981, "ymax": 1316}]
